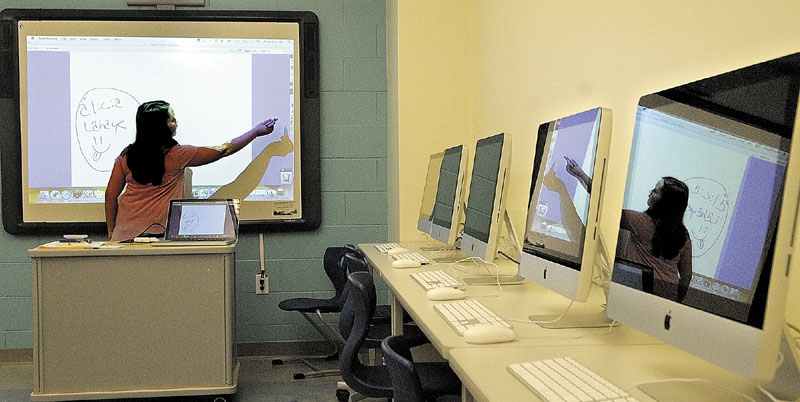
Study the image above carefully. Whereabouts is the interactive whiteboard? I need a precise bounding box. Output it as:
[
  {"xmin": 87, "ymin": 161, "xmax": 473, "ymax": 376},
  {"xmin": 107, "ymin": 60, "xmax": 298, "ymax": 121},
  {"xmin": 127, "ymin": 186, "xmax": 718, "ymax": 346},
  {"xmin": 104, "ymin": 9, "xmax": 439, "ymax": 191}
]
[{"xmin": 0, "ymin": 9, "xmax": 321, "ymax": 234}]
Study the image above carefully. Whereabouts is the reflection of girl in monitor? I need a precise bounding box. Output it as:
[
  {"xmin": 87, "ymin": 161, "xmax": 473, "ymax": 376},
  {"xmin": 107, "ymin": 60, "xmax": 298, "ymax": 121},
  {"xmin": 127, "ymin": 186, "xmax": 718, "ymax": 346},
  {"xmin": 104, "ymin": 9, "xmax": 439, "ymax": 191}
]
[{"xmin": 617, "ymin": 176, "xmax": 692, "ymax": 302}]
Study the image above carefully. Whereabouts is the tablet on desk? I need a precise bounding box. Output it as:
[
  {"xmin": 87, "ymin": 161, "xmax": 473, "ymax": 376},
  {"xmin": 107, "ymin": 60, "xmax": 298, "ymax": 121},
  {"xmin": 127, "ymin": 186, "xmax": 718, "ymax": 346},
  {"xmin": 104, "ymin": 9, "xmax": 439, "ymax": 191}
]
[{"xmin": 151, "ymin": 199, "xmax": 238, "ymax": 247}]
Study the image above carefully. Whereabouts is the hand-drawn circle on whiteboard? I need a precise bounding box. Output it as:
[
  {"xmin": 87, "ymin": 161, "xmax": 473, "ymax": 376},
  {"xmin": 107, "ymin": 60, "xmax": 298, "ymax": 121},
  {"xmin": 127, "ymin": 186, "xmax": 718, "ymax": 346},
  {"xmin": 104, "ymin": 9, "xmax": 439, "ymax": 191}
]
[
  {"xmin": 180, "ymin": 213, "xmax": 200, "ymax": 233},
  {"xmin": 75, "ymin": 88, "xmax": 139, "ymax": 172},
  {"xmin": 683, "ymin": 177, "xmax": 729, "ymax": 257}
]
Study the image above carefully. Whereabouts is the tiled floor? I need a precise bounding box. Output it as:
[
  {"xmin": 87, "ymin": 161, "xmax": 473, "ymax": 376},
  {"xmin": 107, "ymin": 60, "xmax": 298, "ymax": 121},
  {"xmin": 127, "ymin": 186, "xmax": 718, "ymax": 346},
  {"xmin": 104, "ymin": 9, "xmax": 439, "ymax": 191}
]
[{"xmin": 0, "ymin": 355, "xmax": 388, "ymax": 402}]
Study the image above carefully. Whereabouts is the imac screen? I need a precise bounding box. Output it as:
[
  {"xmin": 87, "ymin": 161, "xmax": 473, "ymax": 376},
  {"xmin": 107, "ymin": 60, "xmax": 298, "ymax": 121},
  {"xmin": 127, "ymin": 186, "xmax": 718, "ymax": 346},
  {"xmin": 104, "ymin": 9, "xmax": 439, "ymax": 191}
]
[
  {"xmin": 523, "ymin": 108, "xmax": 602, "ymax": 267},
  {"xmin": 461, "ymin": 133, "xmax": 510, "ymax": 261},
  {"xmin": 613, "ymin": 94, "xmax": 789, "ymax": 321},
  {"xmin": 463, "ymin": 134, "xmax": 504, "ymax": 244},
  {"xmin": 430, "ymin": 145, "xmax": 465, "ymax": 244}
]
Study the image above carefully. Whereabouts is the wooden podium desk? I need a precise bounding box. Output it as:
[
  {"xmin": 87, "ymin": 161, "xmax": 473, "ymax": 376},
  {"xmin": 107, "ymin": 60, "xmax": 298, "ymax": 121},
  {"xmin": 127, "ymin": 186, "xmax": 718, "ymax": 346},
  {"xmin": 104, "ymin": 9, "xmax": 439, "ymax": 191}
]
[
  {"xmin": 359, "ymin": 243, "xmax": 658, "ymax": 359},
  {"xmin": 449, "ymin": 344, "xmax": 770, "ymax": 402},
  {"xmin": 28, "ymin": 243, "xmax": 237, "ymax": 401}
]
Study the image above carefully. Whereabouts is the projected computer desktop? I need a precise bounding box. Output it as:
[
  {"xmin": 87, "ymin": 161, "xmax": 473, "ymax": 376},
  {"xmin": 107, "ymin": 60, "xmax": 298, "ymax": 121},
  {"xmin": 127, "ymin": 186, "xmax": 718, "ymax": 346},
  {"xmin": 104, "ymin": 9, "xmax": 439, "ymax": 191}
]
[
  {"xmin": 0, "ymin": 9, "xmax": 321, "ymax": 234},
  {"xmin": 603, "ymin": 54, "xmax": 800, "ymax": 400},
  {"xmin": 519, "ymin": 107, "xmax": 614, "ymax": 328}
]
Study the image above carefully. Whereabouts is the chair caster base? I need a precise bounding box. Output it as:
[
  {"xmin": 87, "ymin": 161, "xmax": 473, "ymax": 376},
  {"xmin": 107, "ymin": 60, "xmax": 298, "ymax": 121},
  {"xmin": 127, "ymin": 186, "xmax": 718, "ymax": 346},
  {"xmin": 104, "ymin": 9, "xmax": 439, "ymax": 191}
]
[
  {"xmin": 335, "ymin": 388, "xmax": 350, "ymax": 402},
  {"xmin": 293, "ymin": 372, "xmax": 306, "ymax": 380},
  {"xmin": 271, "ymin": 359, "xmax": 284, "ymax": 365}
]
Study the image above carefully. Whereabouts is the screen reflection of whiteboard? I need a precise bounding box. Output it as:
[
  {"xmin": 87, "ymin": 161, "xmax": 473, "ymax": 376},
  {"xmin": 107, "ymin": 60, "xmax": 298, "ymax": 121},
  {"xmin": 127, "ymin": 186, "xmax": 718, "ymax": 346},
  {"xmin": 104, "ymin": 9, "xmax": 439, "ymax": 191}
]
[
  {"xmin": 526, "ymin": 109, "xmax": 600, "ymax": 256},
  {"xmin": 623, "ymin": 100, "xmax": 788, "ymax": 305},
  {"xmin": 178, "ymin": 204, "xmax": 226, "ymax": 236}
]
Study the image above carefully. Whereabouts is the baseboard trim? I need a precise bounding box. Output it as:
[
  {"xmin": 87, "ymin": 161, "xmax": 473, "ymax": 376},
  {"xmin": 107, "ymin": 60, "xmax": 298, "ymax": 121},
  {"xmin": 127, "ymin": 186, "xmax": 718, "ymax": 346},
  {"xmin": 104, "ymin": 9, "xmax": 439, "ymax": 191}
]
[
  {"xmin": 237, "ymin": 340, "xmax": 335, "ymax": 358},
  {"xmin": 0, "ymin": 348, "xmax": 32, "ymax": 363},
  {"xmin": 1, "ymin": 341, "xmax": 334, "ymax": 364}
]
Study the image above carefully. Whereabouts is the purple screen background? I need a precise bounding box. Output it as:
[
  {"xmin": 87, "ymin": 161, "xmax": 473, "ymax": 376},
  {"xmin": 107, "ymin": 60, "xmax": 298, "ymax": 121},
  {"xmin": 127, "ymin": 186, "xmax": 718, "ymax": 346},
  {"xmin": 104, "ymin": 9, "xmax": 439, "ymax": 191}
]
[
  {"xmin": 28, "ymin": 51, "xmax": 71, "ymax": 188},
  {"xmin": 536, "ymin": 109, "xmax": 597, "ymax": 223},
  {"xmin": 715, "ymin": 157, "xmax": 785, "ymax": 288},
  {"xmin": 252, "ymin": 54, "xmax": 294, "ymax": 186}
]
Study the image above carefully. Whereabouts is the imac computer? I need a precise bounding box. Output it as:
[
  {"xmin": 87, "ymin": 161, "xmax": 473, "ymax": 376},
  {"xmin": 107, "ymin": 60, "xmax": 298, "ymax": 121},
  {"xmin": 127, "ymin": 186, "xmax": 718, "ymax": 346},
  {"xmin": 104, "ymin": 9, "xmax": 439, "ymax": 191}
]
[
  {"xmin": 519, "ymin": 107, "xmax": 613, "ymax": 327},
  {"xmin": 430, "ymin": 145, "xmax": 469, "ymax": 247},
  {"xmin": 606, "ymin": 55, "xmax": 800, "ymax": 400},
  {"xmin": 417, "ymin": 151, "xmax": 445, "ymax": 235},
  {"xmin": 460, "ymin": 133, "xmax": 522, "ymax": 285}
]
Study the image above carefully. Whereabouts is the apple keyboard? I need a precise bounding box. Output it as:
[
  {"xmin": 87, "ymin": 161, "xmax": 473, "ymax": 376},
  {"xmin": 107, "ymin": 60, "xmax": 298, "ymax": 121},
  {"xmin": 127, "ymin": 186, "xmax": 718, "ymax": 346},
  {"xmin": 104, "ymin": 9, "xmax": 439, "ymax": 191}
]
[
  {"xmin": 391, "ymin": 252, "xmax": 430, "ymax": 265},
  {"xmin": 508, "ymin": 357, "xmax": 640, "ymax": 402},
  {"xmin": 374, "ymin": 243, "xmax": 402, "ymax": 253},
  {"xmin": 411, "ymin": 270, "xmax": 461, "ymax": 290},
  {"xmin": 433, "ymin": 299, "xmax": 511, "ymax": 335}
]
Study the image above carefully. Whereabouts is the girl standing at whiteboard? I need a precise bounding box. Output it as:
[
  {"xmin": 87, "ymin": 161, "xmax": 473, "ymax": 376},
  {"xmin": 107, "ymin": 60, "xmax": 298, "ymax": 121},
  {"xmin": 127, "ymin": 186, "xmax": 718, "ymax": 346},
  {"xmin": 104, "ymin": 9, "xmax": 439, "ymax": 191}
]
[{"xmin": 105, "ymin": 100, "xmax": 291, "ymax": 241}]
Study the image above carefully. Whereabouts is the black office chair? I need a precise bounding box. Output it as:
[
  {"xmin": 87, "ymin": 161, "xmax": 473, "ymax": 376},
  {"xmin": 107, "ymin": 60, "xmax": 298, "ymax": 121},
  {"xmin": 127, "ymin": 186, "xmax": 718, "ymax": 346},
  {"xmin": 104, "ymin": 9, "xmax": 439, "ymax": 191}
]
[
  {"xmin": 342, "ymin": 253, "xmax": 412, "ymax": 328},
  {"xmin": 336, "ymin": 271, "xmax": 439, "ymax": 402},
  {"xmin": 273, "ymin": 246, "xmax": 356, "ymax": 379},
  {"xmin": 337, "ymin": 271, "xmax": 395, "ymax": 401},
  {"xmin": 381, "ymin": 334, "xmax": 462, "ymax": 402}
]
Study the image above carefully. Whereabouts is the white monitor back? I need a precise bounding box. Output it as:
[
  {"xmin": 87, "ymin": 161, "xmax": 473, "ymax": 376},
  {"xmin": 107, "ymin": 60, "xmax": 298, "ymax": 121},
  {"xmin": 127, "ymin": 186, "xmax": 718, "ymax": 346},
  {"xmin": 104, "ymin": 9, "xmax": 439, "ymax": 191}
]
[{"xmin": 461, "ymin": 133, "xmax": 511, "ymax": 261}]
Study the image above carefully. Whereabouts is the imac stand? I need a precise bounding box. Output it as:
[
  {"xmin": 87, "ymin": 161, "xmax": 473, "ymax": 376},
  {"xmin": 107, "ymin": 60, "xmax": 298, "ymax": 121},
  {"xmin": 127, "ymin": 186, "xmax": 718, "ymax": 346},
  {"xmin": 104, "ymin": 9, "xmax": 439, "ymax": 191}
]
[
  {"xmin": 637, "ymin": 380, "xmax": 754, "ymax": 402},
  {"xmin": 420, "ymin": 245, "xmax": 454, "ymax": 251},
  {"xmin": 760, "ymin": 332, "xmax": 800, "ymax": 400},
  {"xmin": 636, "ymin": 336, "xmax": 798, "ymax": 402},
  {"xmin": 427, "ymin": 201, "xmax": 466, "ymax": 260},
  {"xmin": 530, "ymin": 230, "xmax": 618, "ymax": 329},
  {"xmin": 529, "ymin": 310, "xmax": 617, "ymax": 329},
  {"xmin": 463, "ymin": 210, "xmax": 525, "ymax": 286}
]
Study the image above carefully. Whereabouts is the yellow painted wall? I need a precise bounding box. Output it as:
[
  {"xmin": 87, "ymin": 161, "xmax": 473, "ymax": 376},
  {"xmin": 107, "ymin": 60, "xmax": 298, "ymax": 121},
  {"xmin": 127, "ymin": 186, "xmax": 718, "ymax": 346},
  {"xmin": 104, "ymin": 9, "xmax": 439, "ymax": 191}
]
[
  {"xmin": 390, "ymin": 0, "xmax": 800, "ymax": 248},
  {"xmin": 388, "ymin": 0, "xmax": 473, "ymax": 241}
]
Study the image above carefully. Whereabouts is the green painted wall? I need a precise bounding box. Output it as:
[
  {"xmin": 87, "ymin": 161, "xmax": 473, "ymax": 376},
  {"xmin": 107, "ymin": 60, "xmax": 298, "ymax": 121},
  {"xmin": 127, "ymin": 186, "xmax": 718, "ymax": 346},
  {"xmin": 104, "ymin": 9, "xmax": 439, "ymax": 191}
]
[{"xmin": 0, "ymin": 0, "xmax": 388, "ymax": 348}]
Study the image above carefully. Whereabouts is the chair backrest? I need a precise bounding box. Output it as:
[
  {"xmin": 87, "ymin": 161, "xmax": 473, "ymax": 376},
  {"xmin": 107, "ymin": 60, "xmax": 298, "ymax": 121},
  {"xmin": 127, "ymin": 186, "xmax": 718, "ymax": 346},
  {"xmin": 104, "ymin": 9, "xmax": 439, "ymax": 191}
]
[
  {"xmin": 339, "ymin": 271, "xmax": 393, "ymax": 398},
  {"xmin": 381, "ymin": 335, "xmax": 425, "ymax": 402},
  {"xmin": 344, "ymin": 243, "xmax": 366, "ymax": 260},
  {"xmin": 323, "ymin": 246, "xmax": 357, "ymax": 302},
  {"xmin": 342, "ymin": 252, "xmax": 369, "ymax": 274},
  {"xmin": 338, "ymin": 253, "xmax": 371, "ymax": 309}
]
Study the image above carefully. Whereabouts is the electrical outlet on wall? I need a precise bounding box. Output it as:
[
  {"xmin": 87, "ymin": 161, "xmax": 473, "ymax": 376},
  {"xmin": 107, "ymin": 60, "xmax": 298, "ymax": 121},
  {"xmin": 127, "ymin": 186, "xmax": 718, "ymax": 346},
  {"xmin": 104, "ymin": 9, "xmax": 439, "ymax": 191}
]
[{"xmin": 256, "ymin": 274, "xmax": 269, "ymax": 294}]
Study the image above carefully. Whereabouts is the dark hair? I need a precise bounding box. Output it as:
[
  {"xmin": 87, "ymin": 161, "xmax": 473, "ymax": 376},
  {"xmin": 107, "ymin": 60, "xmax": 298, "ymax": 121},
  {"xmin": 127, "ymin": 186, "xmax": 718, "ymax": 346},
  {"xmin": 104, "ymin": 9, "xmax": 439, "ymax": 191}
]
[
  {"xmin": 125, "ymin": 100, "xmax": 177, "ymax": 185},
  {"xmin": 645, "ymin": 176, "xmax": 690, "ymax": 260}
]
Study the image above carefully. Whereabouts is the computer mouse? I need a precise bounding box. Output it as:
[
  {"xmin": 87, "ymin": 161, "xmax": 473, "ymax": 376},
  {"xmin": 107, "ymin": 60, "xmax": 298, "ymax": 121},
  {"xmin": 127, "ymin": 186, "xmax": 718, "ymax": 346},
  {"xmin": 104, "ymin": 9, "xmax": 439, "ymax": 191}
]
[
  {"xmin": 426, "ymin": 287, "xmax": 465, "ymax": 301},
  {"xmin": 392, "ymin": 259, "xmax": 421, "ymax": 269},
  {"xmin": 387, "ymin": 247, "xmax": 410, "ymax": 255},
  {"xmin": 462, "ymin": 325, "xmax": 516, "ymax": 344}
]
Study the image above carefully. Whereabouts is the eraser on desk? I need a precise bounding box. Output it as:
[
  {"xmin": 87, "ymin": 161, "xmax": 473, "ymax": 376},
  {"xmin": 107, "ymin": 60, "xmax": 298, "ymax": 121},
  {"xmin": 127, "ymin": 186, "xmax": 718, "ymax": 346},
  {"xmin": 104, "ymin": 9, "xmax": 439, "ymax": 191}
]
[{"xmin": 133, "ymin": 237, "xmax": 160, "ymax": 243}]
